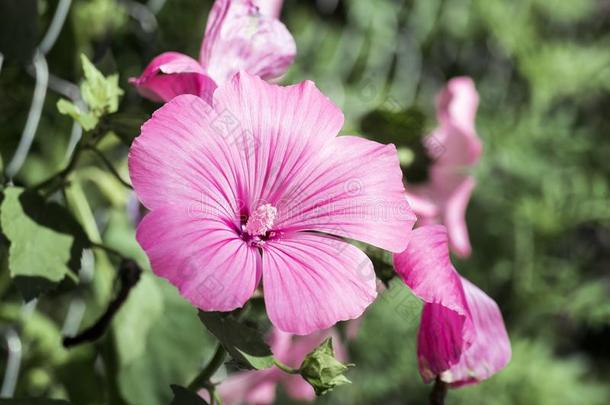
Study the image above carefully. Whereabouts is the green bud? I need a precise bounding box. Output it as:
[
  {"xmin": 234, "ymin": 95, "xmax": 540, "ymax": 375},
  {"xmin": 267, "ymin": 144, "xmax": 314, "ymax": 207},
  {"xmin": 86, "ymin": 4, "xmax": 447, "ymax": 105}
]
[
  {"xmin": 299, "ymin": 338, "xmax": 353, "ymax": 396},
  {"xmin": 57, "ymin": 54, "xmax": 124, "ymax": 131},
  {"xmin": 80, "ymin": 54, "xmax": 124, "ymax": 117}
]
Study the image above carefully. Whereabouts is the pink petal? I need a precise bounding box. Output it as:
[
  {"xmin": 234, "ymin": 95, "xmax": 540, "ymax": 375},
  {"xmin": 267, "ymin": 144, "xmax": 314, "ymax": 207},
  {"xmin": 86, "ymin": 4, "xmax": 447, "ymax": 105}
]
[
  {"xmin": 215, "ymin": 369, "xmax": 277, "ymax": 405},
  {"xmin": 282, "ymin": 374, "xmax": 315, "ymax": 401},
  {"xmin": 406, "ymin": 77, "xmax": 482, "ymax": 257},
  {"xmin": 129, "ymin": 52, "xmax": 216, "ymax": 102},
  {"xmin": 444, "ymin": 177, "xmax": 476, "ymax": 258},
  {"xmin": 136, "ymin": 207, "xmax": 261, "ymax": 311},
  {"xmin": 442, "ymin": 278, "xmax": 511, "ymax": 387},
  {"xmin": 128, "ymin": 94, "xmax": 245, "ymax": 216},
  {"xmin": 256, "ymin": 0, "xmax": 284, "ymax": 19},
  {"xmin": 345, "ymin": 317, "xmax": 364, "ymax": 340},
  {"xmin": 210, "ymin": 71, "xmax": 344, "ymax": 211},
  {"xmin": 262, "ymin": 232, "xmax": 377, "ymax": 335},
  {"xmin": 244, "ymin": 380, "xmax": 277, "ymax": 404},
  {"xmin": 199, "ymin": 0, "xmax": 296, "ymax": 84},
  {"xmin": 435, "ymin": 77, "xmax": 481, "ymax": 165},
  {"xmin": 405, "ymin": 190, "xmax": 439, "ymax": 219},
  {"xmin": 392, "ymin": 225, "xmax": 474, "ymax": 382},
  {"xmin": 273, "ymin": 136, "xmax": 416, "ymax": 253}
]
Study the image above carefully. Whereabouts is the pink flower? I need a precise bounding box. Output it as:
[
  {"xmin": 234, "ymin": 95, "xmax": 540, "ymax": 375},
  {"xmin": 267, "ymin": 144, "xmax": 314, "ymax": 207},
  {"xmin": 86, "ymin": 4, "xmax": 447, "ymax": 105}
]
[
  {"xmin": 207, "ymin": 328, "xmax": 347, "ymax": 404},
  {"xmin": 256, "ymin": 0, "xmax": 283, "ymax": 19},
  {"xmin": 406, "ymin": 77, "xmax": 482, "ymax": 257},
  {"xmin": 130, "ymin": 0, "xmax": 296, "ymax": 102},
  {"xmin": 393, "ymin": 225, "xmax": 511, "ymax": 386},
  {"xmin": 129, "ymin": 72, "xmax": 416, "ymax": 334}
]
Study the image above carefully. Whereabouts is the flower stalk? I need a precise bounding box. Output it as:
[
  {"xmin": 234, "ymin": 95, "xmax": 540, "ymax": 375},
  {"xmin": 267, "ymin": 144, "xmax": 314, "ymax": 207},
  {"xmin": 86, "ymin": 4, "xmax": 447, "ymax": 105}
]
[
  {"xmin": 188, "ymin": 344, "xmax": 227, "ymax": 392},
  {"xmin": 429, "ymin": 377, "xmax": 447, "ymax": 405}
]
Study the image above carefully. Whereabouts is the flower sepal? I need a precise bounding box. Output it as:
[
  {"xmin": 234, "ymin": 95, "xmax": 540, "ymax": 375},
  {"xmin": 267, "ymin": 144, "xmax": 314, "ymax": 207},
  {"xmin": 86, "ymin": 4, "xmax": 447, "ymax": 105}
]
[{"xmin": 298, "ymin": 338, "xmax": 353, "ymax": 396}]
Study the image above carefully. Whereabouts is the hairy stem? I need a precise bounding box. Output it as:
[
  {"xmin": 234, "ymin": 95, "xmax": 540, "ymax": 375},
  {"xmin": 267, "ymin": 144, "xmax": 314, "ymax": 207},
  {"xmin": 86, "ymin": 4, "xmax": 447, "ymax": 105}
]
[{"xmin": 274, "ymin": 359, "xmax": 300, "ymax": 375}]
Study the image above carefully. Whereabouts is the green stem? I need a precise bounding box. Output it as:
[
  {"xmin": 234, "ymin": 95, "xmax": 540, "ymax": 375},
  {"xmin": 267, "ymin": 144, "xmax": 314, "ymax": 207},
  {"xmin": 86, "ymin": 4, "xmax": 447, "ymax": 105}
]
[
  {"xmin": 273, "ymin": 359, "xmax": 300, "ymax": 375},
  {"xmin": 31, "ymin": 118, "xmax": 109, "ymax": 194},
  {"xmin": 188, "ymin": 344, "xmax": 227, "ymax": 391},
  {"xmin": 90, "ymin": 242, "xmax": 125, "ymax": 260},
  {"xmin": 85, "ymin": 145, "xmax": 132, "ymax": 189}
]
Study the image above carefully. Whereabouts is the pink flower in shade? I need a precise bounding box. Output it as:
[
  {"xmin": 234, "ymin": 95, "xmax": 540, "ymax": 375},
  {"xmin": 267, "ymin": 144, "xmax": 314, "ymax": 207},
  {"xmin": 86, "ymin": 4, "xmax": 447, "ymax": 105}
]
[
  {"xmin": 204, "ymin": 328, "xmax": 347, "ymax": 404},
  {"xmin": 393, "ymin": 225, "xmax": 511, "ymax": 386},
  {"xmin": 129, "ymin": 0, "xmax": 296, "ymax": 103},
  {"xmin": 406, "ymin": 77, "xmax": 482, "ymax": 257},
  {"xmin": 129, "ymin": 72, "xmax": 416, "ymax": 334}
]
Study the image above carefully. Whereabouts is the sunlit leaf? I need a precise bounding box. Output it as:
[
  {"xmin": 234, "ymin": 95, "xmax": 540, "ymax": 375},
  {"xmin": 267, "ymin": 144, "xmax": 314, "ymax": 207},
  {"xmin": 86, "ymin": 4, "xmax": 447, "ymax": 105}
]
[
  {"xmin": 0, "ymin": 187, "xmax": 90, "ymax": 299},
  {"xmin": 80, "ymin": 54, "xmax": 124, "ymax": 117},
  {"xmin": 115, "ymin": 279, "xmax": 216, "ymax": 405},
  {"xmin": 57, "ymin": 99, "xmax": 98, "ymax": 131},
  {"xmin": 113, "ymin": 273, "xmax": 164, "ymax": 367}
]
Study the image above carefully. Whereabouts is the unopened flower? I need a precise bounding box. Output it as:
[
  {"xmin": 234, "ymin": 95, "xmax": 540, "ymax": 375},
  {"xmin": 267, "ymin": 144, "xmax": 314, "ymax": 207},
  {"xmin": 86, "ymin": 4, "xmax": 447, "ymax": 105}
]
[
  {"xmin": 299, "ymin": 337, "xmax": 352, "ymax": 396},
  {"xmin": 130, "ymin": 0, "xmax": 295, "ymax": 102},
  {"xmin": 210, "ymin": 328, "xmax": 347, "ymax": 404},
  {"xmin": 393, "ymin": 225, "xmax": 511, "ymax": 386},
  {"xmin": 406, "ymin": 77, "xmax": 482, "ymax": 257},
  {"xmin": 129, "ymin": 72, "xmax": 416, "ymax": 334}
]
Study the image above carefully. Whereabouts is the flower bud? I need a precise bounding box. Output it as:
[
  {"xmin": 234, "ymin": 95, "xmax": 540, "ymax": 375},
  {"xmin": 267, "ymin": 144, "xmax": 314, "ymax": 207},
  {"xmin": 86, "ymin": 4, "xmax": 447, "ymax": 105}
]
[{"xmin": 299, "ymin": 338, "xmax": 352, "ymax": 396}]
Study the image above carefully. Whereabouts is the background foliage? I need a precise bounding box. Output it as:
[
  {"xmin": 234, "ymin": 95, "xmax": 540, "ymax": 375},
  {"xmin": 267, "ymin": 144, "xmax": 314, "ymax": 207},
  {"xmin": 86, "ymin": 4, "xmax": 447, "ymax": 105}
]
[{"xmin": 1, "ymin": 0, "xmax": 609, "ymax": 404}]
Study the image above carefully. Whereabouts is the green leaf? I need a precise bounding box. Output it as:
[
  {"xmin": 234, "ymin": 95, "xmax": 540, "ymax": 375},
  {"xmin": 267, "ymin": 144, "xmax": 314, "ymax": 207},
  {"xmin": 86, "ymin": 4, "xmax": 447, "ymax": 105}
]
[
  {"xmin": 57, "ymin": 99, "xmax": 99, "ymax": 131},
  {"xmin": 0, "ymin": 303, "xmax": 69, "ymax": 366},
  {"xmin": 198, "ymin": 311, "xmax": 273, "ymax": 370},
  {"xmin": 63, "ymin": 180, "xmax": 114, "ymax": 304},
  {"xmin": 80, "ymin": 54, "xmax": 124, "ymax": 117},
  {"xmin": 169, "ymin": 385, "xmax": 210, "ymax": 405},
  {"xmin": 115, "ymin": 279, "xmax": 216, "ymax": 405},
  {"xmin": 236, "ymin": 348, "xmax": 276, "ymax": 370},
  {"xmin": 57, "ymin": 346, "xmax": 108, "ymax": 405},
  {"xmin": 0, "ymin": 187, "xmax": 90, "ymax": 299},
  {"xmin": 113, "ymin": 273, "xmax": 164, "ymax": 367}
]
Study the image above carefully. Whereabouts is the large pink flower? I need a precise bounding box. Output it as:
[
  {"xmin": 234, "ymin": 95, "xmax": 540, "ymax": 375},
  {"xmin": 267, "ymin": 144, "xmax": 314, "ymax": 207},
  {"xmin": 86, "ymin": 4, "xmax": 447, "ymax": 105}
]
[
  {"xmin": 129, "ymin": 72, "xmax": 416, "ymax": 334},
  {"xmin": 393, "ymin": 225, "xmax": 511, "ymax": 386},
  {"xmin": 207, "ymin": 328, "xmax": 347, "ymax": 404},
  {"xmin": 129, "ymin": 0, "xmax": 295, "ymax": 102},
  {"xmin": 406, "ymin": 77, "xmax": 482, "ymax": 257}
]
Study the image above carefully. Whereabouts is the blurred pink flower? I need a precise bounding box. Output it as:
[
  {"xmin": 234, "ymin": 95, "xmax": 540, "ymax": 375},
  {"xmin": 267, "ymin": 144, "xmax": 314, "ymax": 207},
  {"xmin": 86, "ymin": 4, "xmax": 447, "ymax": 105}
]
[
  {"xmin": 393, "ymin": 225, "xmax": 511, "ymax": 386},
  {"xmin": 256, "ymin": 0, "xmax": 283, "ymax": 19},
  {"xmin": 205, "ymin": 328, "xmax": 347, "ymax": 405},
  {"xmin": 406, "ymin": 77, "xmax": 482, "ymax": 257},
  {"xmin": 129, "ymin": 72, "xmax": 416, "ymax": 334},
  {"xmin": 130, "ymin": 0, "xmax": 295, "ymax": 102}
]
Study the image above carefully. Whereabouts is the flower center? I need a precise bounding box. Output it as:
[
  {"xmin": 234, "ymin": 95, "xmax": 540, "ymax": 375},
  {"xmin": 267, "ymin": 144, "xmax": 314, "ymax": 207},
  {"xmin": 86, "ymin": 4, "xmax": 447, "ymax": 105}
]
[{"xmin": 243, "ymin": 204, "xmax": 277, "ymax": 246}]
